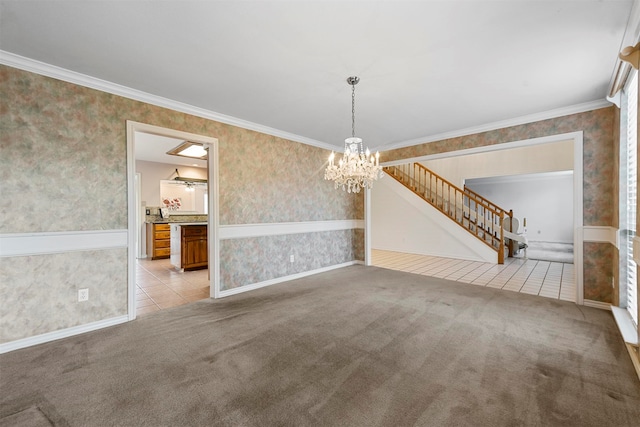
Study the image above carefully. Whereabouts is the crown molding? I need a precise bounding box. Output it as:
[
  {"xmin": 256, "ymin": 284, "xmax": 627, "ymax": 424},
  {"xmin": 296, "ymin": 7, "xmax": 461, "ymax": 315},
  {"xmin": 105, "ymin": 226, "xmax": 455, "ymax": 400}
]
[
  {"xmin": 0, "ymin": 50, "xmax": 335, "ymax": 151},
  {"xmin": 372, "ymin": 99, "xmax": 611, "ymax": 152},
  {"xmin": 0, "ymin": 50, "xmax": 613, "ymax": 154}
]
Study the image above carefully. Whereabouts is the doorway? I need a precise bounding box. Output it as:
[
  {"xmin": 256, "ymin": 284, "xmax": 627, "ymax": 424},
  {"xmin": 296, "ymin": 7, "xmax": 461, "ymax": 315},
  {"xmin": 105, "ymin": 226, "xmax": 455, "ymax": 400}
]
[
  {"xmin": 367, "ymin": 131, "xmax": 584, "ymax": 304},
  {"xmin": 126, "ymin": 121, "xmax": 219, "ymax": 320}
]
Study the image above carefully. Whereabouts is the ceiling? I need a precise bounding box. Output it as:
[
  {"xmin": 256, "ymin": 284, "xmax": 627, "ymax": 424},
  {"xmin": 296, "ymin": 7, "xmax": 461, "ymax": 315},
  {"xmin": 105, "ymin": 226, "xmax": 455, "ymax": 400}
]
[
  {"xmin": 0, "ymin": 1, "xmax": 633, "ymax": 152},
  {"xmin": 134, "ymin": 133, "xmax": 207, "ymax": 167}
]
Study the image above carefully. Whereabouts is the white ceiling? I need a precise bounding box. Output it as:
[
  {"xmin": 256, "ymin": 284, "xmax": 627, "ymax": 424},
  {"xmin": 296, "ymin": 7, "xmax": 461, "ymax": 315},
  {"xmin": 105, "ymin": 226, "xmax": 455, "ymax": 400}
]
[{"xmin": 0, "ymin": 1, "xmax": 633, "ymax": 152}]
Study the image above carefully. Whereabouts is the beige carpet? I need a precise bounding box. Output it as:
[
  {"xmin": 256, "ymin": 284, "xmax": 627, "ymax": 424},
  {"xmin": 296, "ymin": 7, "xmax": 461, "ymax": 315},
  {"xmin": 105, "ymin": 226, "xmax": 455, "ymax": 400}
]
[{"xmin": 1, "ymin": 265, "xmax": 638, "ymax": 426}]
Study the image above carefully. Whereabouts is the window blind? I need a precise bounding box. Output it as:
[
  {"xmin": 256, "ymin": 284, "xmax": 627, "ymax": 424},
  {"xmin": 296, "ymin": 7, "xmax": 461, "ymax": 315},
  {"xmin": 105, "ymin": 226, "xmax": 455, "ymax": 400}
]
[{"xmin": 626, "ymin": 71, "xmax": 638, "ymax": 326}]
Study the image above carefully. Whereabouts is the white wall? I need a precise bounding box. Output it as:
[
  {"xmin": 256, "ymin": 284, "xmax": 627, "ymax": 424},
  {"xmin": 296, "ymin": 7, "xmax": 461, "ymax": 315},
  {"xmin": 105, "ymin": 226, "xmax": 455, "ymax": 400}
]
[
  {"xmin": 135, "ymin": 160, "xmax": 207, "ymax": 209},
  {"xmin": 466, "ymin": 172, "xmax": 574, "ymax": 243},
  {"xmin": 371, "ymin": 175, "xmax": 497, "ymax": 263},
  {"xmin": 421, "ymin": 139, "xmax": 574, "ymax": 188}
]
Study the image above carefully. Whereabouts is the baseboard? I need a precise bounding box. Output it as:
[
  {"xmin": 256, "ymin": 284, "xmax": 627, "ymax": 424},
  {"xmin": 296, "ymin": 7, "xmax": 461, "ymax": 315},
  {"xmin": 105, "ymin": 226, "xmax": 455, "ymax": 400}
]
[
  {"xmin": 218, "ymin": 261, "xmax": 362, "ymax": 298},
  {"xmin": 612, "ymin": 306, "xmax": 639, "ymax": 345},
  {"xmin": 583, "ymin": 299, "xmax": 611, "ymax": 310},
  {"xmin": 0, "ymin": 315, "xmax": 129, "ymax": 354}
]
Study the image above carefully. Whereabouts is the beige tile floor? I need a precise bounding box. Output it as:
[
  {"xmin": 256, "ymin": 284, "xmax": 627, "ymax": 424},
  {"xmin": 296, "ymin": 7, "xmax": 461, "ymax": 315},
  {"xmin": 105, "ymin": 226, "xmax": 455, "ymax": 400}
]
[
  {"xmin": 136, "ymin": 258, "xmax": 210, "ymax": 316},
  {"xmin": 371, "ymin": 249, "xmax": 576, "ymax": 302}
]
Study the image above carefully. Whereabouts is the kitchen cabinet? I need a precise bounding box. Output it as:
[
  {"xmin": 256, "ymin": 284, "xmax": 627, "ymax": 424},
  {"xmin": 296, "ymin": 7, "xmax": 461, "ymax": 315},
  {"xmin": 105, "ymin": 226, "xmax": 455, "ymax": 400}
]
[
  {"xmin": 170, "ymin": 224, "xmax": 208, "ymax": 271},
  {"xmin": 146, "ymin": 223, "xmax": 171, "ymax": 260}
]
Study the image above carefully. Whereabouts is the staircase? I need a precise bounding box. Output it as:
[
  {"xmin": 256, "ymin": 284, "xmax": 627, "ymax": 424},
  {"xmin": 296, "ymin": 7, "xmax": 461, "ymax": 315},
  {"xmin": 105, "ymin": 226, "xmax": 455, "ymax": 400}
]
[{"xmin": 383, "ymin": 163, "xmax": 514, "ymax": 264}]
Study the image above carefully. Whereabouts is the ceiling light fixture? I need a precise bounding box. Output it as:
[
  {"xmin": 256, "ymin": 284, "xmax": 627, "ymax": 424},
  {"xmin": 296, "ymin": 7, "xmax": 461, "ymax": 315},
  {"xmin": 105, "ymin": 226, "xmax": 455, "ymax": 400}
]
[
  {"xmin": 172, "ymin": 168, "xmax": 207, "ymax": 184},
  {"xmin": 324, "ymin": 76, "xmax": 382, "ymax": 193},
  {"xmin": 166, "ymin": 141, "xmax": 208, "ymax": 159}
]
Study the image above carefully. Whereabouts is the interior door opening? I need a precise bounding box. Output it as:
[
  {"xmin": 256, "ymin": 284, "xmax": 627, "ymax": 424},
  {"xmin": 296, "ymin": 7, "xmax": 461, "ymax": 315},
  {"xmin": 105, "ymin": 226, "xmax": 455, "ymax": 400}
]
[{"xmin": 126, "ymin": 121, "xmax": 219, "ymax": 320}]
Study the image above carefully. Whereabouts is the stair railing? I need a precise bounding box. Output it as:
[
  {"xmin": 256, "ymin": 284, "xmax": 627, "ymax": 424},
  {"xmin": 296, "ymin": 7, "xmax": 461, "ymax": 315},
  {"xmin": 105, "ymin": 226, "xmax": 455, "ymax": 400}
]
[
  {"xmin": 384, "ymin": 163, "xmax": 508, "ymax": 264},
  {"xmin": 463, "ymin": 186, "xmax": 516, "ymax": 256},
  {"xmin": 463, "ymin": 186, "xmax": 509, "ymax": 218}
]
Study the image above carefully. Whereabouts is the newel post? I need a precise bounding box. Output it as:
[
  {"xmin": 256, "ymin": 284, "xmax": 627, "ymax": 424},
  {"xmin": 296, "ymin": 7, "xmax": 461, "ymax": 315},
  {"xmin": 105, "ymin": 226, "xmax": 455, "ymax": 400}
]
[
  {"xmin": 507, "ymin": 209, "xmax": 514, "ymax": 258},
  {"xmin": 498, "ymin": 211, "xmax": 505, "ymax": 264}
]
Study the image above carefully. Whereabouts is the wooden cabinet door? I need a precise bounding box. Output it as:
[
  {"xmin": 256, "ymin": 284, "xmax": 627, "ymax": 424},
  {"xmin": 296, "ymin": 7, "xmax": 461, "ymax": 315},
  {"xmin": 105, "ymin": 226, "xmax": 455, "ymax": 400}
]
[{"xmin": 182, "ymin": 234, "xmax": 208, "ymax": 270}]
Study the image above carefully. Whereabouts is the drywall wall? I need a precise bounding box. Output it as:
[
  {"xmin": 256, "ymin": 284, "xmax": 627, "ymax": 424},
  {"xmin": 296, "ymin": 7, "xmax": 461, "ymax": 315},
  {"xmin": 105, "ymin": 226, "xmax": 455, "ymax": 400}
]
[
  {"xmin": 371, "ymin": 175, "xmax": 497, "ymax": 263},
  {"xmin": 421, "ymin": 139, "xmax": 574, "ymax": 188},
  {"xmin": 466, "ymin": 172, "xmax": 574, "ymax": 243}
]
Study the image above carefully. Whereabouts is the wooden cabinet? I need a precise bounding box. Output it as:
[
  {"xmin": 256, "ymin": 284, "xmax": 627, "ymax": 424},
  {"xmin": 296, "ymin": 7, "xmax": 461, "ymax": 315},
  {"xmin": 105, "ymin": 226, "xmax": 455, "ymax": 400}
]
[
  {"xmin": 146, "ymin": 223, "xmax": 171, "ymax": 260},
  {"xmin": 170, "ymin": 224, "xmax": 208, "ymax": 271},
  {"xmin": 182, "ymin": 226, "xmax": 208, "ymax": 270}
]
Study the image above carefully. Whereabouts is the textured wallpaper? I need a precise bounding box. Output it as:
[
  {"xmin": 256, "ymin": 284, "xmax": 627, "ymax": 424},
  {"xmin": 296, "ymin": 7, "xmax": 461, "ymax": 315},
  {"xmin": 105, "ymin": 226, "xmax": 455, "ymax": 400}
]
[
  {"xmin": 0, "ymin": 64, "xmax": 363, "ymax": 342},
  {"xmin": 218, "ymin": 132, "xmax": 364, "ymax": 225},
  {"xmin": 583, "ymin": 242, "xmax": 614, "ymax": 303},
  {"xmin": 220, "ymin": 229, "xmax": 362, "ymax": 291},
  {"xmin": 0, "ymin": 248, "xmax": 128, "ymax": 342},
  {"xmin": 0, "ymin": 65, "xmax": 363, "ymax": 234}
]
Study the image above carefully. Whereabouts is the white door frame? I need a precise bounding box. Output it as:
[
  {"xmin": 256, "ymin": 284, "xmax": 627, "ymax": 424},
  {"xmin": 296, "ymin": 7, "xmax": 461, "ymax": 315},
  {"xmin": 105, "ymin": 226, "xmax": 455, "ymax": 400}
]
[
  {"xmin": 126, "ymin": 121, "xmax": 219, "ymax": 320},
  {"xmin": 367, "ymin": 131, "xmax": 584, "ymax": 305}
]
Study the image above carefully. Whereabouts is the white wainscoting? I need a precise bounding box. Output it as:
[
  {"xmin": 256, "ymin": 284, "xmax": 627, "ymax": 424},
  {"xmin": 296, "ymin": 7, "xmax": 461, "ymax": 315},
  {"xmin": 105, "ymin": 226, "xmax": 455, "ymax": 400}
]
[
  {"xmin": 0, "ymin": 229, "xmax": 128, "ymax": 257},
  {"xmin": 218, "ymin": 219, "xmax": 364, "ymax": 240},
  {"xmin": 582, "ymin": 226, "xmax": 619, "ymax": 248}
]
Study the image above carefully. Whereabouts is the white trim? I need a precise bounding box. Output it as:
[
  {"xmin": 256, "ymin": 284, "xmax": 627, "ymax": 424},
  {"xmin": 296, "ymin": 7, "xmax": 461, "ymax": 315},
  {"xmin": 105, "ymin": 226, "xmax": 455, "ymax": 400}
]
[
  {"xmin": 573, "ymin": 132, "xmax": 584, "ymax": 306},
  {"xmin": 607, "ymin": 0, "xmax": 640, "ymax": 98},
  {"xmin": 209, "ymin": 136, "xmax": 221, "ymax": 300},
  {"xmin": 374, "ymin": 103, "xmax": 610, "ymax": 152},
  {"xmin": 465, "ymin": 170, "xmax": 573, "ymax": 186},
  {"xmin": 0, "ymin": 230, "xmax": 127, "ymax": 257},
  {"xmin": 218, "ymin": 261, "xmax": 361, "ymax": 298},
  {"xmin": 127, "ymin": 123, "xmax": 137, "ymax": 320},
  {"xmin": 0, "ymin": 50, "xmax": 334, "ymax": 151},
  {"xmin": 583, "ymin": 300, "xmax": 612, "ymax": 311},
  {"xmin": 364, "ymin": 189, "xmax": 372, "ymax": 266},
  {"xmin": 0, "ymin": 50, "xmax": 612, "ymax": 155},
  {"xmin": 0, "ymin": 315, "xmax": 128, "ymax": 354},
  {"xmin": 218, "ymin": 220, "xmax": 364, "ymax": 240},
  {"xmin": 126, "ymin": 121, "xmax": 220, "ymax": 316},
  {"xmin": 582, "ymin": 226, "xmax": 619, "ymax": 248},
  {"xmin": 612, "ymin": 306, "xmax": 639, "ymax": 345}
]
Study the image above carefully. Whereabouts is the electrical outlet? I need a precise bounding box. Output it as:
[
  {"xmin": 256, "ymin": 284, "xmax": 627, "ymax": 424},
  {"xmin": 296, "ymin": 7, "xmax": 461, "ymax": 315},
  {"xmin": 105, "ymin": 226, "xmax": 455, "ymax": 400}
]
[
  {"xmin": 78, "ymin": 288, "xmax": 89, "ymax": 302},
  {"xmin": 290, "ymin": 255, "xmax": 295, "ymax": 263},
  {"xmin": 145, "ymin": 208, "xmax": 150, "ymax": 215}
]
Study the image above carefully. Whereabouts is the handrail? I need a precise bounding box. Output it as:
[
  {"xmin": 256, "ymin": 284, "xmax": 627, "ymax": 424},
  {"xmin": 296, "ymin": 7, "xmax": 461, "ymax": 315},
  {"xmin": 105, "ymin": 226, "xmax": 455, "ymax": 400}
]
[
  {"xmin": 463, "ymin": 186, "xmax": 509, "ymax": 216},
  {"xmin": 383, "ymin": 163, "xmax": 508, "ymax": 264}
]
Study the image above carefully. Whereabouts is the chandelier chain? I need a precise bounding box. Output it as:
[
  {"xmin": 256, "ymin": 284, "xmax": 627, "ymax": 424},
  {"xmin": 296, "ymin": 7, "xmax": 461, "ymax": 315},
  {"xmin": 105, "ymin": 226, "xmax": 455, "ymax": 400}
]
[{"xmin": 351, "ymin": 83, "xmax": 356, "ymax": 138}]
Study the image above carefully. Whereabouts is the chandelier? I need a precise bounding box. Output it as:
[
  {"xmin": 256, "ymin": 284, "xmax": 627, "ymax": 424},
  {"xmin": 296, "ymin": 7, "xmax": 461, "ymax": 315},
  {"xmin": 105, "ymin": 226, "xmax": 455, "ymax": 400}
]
[{"xmin": 324, "ymin": 76, "xmax": 383, "ymax": 193}]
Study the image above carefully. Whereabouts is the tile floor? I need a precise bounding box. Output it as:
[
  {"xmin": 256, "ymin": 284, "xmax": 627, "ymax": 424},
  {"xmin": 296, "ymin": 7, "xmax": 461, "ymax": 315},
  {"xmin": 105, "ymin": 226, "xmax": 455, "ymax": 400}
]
[
  {"xmin": 136, "ymin": 251, "xmax": 574, "ymax": 316},
  {"xmin": 136, "ymin": 258, "xmax": 210, "ymax": 315},
  {"xmin": 371, "ymin": 249, "xmax": 576, "ymax": 302}
]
